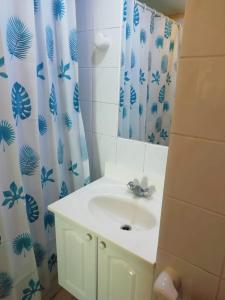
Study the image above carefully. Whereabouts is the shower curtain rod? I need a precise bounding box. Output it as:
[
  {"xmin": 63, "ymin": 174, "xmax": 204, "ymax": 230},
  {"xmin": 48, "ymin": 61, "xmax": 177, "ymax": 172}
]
[{"xmin": 136, "ymin": 0, "xmax": 179, "ymax": 25}]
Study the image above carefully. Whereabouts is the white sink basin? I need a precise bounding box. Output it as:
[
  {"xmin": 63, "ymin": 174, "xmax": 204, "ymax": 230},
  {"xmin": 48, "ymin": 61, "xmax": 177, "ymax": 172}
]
[
  {"xmin": 89, "ymin": 195, "xmax": 156, "ymax": 231},
  {"xmin": 49, "ymin": 176, "xmax": 163, "ymax": 264}
]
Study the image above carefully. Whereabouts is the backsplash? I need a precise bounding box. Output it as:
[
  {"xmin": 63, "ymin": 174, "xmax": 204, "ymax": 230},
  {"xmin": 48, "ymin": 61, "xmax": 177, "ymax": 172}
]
[{"xmin": 76, "ymin": 0, "xmax": 168, "ymax": 180}]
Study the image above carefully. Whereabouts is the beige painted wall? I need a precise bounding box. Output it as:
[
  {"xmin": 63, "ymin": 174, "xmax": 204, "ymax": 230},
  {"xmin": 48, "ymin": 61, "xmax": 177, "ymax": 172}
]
[{"xmin": 156, "ymin": 0, "xmax": 225, "ymax": 299}]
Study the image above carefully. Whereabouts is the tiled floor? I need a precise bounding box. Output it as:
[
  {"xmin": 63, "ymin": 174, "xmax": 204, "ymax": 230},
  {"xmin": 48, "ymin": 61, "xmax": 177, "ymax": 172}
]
[{"xmin": 52, "ymin": 288, "xmax": 77, "ymax": 300}]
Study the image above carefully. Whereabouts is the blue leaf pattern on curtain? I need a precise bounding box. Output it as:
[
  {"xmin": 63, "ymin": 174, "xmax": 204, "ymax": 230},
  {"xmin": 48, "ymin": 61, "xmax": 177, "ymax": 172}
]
[
  {"xmin": 48, "ymin": 253, "xmax": 57, "ymax": 272},
  {"xmin": 33, "ymin": 242, "xmax": 46, "ymax": 267},
  {"xmin": 126, "ymin": 23, "xmax": 131, "ymax": 40},
  {"xmin": 46, "ymin": 25, "xmax": 54, "ymax": 61},
  {"xmin": 120, "ymin": 87, "xmax": 124, "ymax": 107},
  {"xmin": 58, "ymin": 60, "xmax": 71, "ymax": 80},
  {"xmin": 150, "ymin": 12, "xmax": 155, "ymax": 34},
  {"xmin": 2, "ymin": 182, "xmax": 25, "ymax": 208},
  {"xmin": 140, "ymin": 29, "xmax": 146, "ymax": 44},
  {"xmin": 0, "ymin": 273, "xmax": 13, "ymax": 298},
  {"xmin": 161, "ymin": 55, "xmax": 168, "ymax": 73},
  {"xmin": 49, "ymin": 83, "xmax": 57, "ymax": 116},
  {"xmin": 11, "ymin": 82, "xmax": 32, "ymax": 126},
  {"xmin": 57, "ymin": 138, "xmax": 64, "ymax": 164},
  {"xmin": 19, "ymin": 145, "xmax": 40, "ymax": 176},
  {"xmin": 131, "ymin": 50, "xmax": 136, "ymax": 68},
  {"xmin": 44, "ymin": 211, "xmax": 55, "ymax": 231},
  {"xmin": 37, "ymin": 62, "xmax": 45, "ymax": 80},
  {"xmin": 68, "ymin": 161, "xmax": 79, "ymax": 176},
  {"xmin": 0, "ymin": 120, "xmax": 15, "ymax": 151},
  {"xmin": 0, "ymin": 1, "xmax": 89, "ymax": 298},
  {"xmin": 22, "ymin": 279, "xmax": 44, "ymax": 300},
  {"xmin": 155, "ymin": 35, "xmax": 164, "ymax": 48},
  {"xmin": 133, "ymin": 3, "xmax": 139, "ymax": 29},
  {"xmin": 0, "ymin": 56, "xmax": 8, "ymax": 78},
  {"xmin": 119, "ymin": 0, "xmax": 181, "ymax": 145},
  {"xmin": 73, "ymin": 82, "xmax": 80, "ymax": 112},
  {"xmin": 7, "ymin": 17, "xmax": 32, "ymax": 60},
  {"xmin": 130, "ymin": 86, "xmax": 136, "ymax": 105},
  {"xmin": 53, "ymin": 0, "xmax": 65, "ymax": 21},
  {"xmin": 64, "ymin": 112, "xmax": 72, "ymax": 130},
  {"xmin": 69, "ymin": 29, "xmax": 78, "ymax": 62},
  {"xmin": 59, "ymin": 181, "xmax": 69, "ymax": 199},
  {"xmin": 38, "ymin": 114, "xmax": 47, "ymax": 135},
  {"xmin": 25, "ymin": 194, "xmax": 39, "ymax": 223},
  {"xmin": 41, "ymin": 166, "xmax": 55, "ymax": 188},
  {"xmin": 12, "ymin": 233, "xmax": 32, "ymax": 256},
  {"xmin": 34, "ymin": 0, "xmax": 39, "ymax": 14},
  {"xmin": 123, "ymin": 0, "xmax": 127, "ymax": 22}
]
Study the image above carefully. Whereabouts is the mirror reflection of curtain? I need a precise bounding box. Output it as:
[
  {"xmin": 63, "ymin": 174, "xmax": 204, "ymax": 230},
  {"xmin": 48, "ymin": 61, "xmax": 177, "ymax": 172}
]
[{"xmin": 119, "ymin": 0, "xmax": 181, "ymax": 145}]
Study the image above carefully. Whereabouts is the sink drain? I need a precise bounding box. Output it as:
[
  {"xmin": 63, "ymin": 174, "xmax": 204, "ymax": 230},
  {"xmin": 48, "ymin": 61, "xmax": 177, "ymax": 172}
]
[{"xmin": 120, "ymin": 224, "xmax": 132, "ymax": 231}]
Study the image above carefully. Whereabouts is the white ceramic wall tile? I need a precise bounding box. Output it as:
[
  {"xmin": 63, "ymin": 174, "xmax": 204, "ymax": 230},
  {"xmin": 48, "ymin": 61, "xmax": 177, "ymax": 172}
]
[
  {"xmin": 92, "ymin": 67, "xmax": 120, "ymax": 104},
  {"xmin": 77, "ymin": 31, "xmax": 93, "ymax": 67},
  {"xmin": 76, "ymin": 0, "xmax": 168, "ymax": 187},
  {"xmin": 92, "ymin": 28, "xmax": 121, "ymax": 68},
  {"xmin": 80, "ymin": 101, "xmax": 92, "ymax": 133},
  {"xmin": 92, "ymin": 134, "xmax": 117, "ymax": 179},
  {"xmin": 116, "ymin": 138, "xmax": 147, "ymax": 172},
  {"xmin": 144, "ymin": 143, "xmax": 169, "ymax": 177},
  {"xmin": 78, "ymin": 68, "xmax": 92, "ymax": 101},
  {"xmin": 105, "ymin": 162, "xmax": 149, "ymax": 185},
  {"xmin": 93, "ymin": 102, "xmax": 118, "ymax": 136},
  {"xmin": 76, "ymin": 0, "xmax": 93, "ymax": 31},
  {"xmin": 92, "ymin": 0, "xmax": 122, "ymax": 29}
]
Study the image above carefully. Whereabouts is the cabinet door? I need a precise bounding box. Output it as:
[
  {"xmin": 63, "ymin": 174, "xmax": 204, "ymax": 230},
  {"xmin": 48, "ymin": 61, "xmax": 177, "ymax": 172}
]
[
  {"xmin": 98, "ymin": 239, "xmax": 154, "ymax": 300},
  {"xmin": 55, "ymin": 216, "xmax": 97, "ymax": 300}
]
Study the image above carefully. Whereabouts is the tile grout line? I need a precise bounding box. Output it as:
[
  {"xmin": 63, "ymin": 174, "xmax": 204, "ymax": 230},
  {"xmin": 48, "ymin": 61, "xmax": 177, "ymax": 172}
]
[
  {"xmin": 181, "ymin": 54, "xmax": 225, "ymax": 59},
  {"xmin": 215, "ymin": 249, "xmax": 225, "ymax": 299},
  {"xmin": 79, "ymin": 66, "xmax": 120, "ymax": 69},
  {"xmin": 158, "ymin": 246, "xmax": 221, "ymax": 278},
  {"xmin": 142, "ymin": 143, "xmax": 148, "ymax": 172},
  {"xmin": 163, "ymin": 192, "xmax": 225, "ymax": 219},
  {"xmin": 77, "ymin": 26, "xmax": 121, "ymax": 34},
  {"xmin": 92, "ymin": 132, "xmax": 118, "ymax": 139},
  {"xmin": 171, "ymin": 132, "xmax": 225, "ymax": 146},
  {"xmin": 92, "ymin": 100, "xmax": 119, "ymax": 106}
]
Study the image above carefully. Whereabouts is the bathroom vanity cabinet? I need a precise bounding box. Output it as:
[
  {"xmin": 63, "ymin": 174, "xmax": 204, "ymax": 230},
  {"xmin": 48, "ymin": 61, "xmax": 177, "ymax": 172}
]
[
  {"xmin": 55, "ymin": 216, "xmax": 154, "ymax": 300},
  {"xmin": 56, "ymin": 216, "xmax": 97, "ymax": 300}
]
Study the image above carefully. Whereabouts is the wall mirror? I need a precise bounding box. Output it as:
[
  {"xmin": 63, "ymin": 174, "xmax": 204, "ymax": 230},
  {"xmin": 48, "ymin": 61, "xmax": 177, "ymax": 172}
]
[{"xmin": 118, "ymin": 0, "xmax": 185, "ymax": 146}]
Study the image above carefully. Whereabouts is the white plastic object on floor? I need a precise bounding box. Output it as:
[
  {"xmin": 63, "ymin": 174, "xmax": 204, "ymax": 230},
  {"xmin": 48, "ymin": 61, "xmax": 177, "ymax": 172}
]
[{"xmin": 154, "ymin": 267, "xmax": 181, "ymax": 300}]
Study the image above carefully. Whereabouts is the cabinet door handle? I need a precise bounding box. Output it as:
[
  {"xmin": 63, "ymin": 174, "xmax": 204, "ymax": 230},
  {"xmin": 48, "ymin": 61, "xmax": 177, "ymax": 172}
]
[
  {"xmin": 99, "ymin": 241, "xmax": 106, "ymax": 249},
  {"xmin": 86, "ymin": 233, "xmax": 93, "ymax": 241}
]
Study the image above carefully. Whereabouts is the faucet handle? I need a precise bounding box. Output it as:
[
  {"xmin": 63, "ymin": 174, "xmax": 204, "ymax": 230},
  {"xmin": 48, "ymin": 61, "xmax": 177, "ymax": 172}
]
[
  {"xmin": 144, "ymin": 185, "xmax": 156, "ymax": 196},
  {"xmin": 127, "ymin": 181, "xmax": 135, "ymax": 191},
  {"xmin": 127, "ymin": 180, "xmax": 156, "ymax": 198}
]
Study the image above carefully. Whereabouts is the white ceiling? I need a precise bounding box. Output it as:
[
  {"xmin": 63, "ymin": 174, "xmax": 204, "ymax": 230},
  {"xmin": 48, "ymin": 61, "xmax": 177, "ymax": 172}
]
[{"xmin": 140, "ymin": 0, "xmax": 186, "ymax": 15}]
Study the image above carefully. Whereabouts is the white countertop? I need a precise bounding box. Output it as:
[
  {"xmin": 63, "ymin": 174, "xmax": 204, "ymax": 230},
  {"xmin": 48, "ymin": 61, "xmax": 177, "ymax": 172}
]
[{"xmin": 48, "ymin": 176, "xmax": 163, "ymax": 265}]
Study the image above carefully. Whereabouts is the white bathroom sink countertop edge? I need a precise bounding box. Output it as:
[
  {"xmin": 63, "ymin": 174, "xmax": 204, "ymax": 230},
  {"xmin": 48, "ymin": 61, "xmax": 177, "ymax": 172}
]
[{"xmin": 48, "ymin": 176, "xmax": 163, "ymax": 265}]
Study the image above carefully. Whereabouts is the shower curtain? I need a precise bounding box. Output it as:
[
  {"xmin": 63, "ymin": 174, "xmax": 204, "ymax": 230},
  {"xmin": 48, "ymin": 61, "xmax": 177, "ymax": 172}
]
[
  {"xmin": 119, "ymin": 0, "xmax": 181, "ymax": 145},
  {"xmin": 0, "ymin": 1, "xmax": 89, "ymax": 299}
]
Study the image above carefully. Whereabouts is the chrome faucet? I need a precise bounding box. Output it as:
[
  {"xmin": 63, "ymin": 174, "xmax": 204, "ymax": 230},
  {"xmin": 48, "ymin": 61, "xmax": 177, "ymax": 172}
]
[{"xmin": 127, "ymin": 179, "xmax": 156, "ymax": 198}]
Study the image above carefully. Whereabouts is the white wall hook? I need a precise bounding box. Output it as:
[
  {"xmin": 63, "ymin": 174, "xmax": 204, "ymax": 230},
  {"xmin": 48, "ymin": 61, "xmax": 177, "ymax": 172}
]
[
  {"xmin": 154, "ymin": 267, "xmax": 181, "ymax": 300},
  {"xmin": 94, "ymin": 32, "xmax": 111, "ymax": 50}
]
